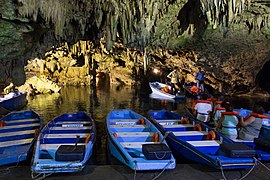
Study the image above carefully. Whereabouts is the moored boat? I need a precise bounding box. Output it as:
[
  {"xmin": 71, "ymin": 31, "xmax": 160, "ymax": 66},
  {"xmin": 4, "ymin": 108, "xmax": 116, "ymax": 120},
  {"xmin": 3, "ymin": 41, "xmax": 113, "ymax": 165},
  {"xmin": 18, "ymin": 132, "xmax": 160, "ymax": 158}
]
[
  {"xmin": 0, "ymin": 91, "xmax": 27, "ymax": 111},
  {"xmin": 106, "ymin": 109, "xmax": 176, "ymax": 171},
  {"xmin": 0, "ymin": 110, "xmax": 42, "ymax": 166},
  {"xmin": 149, "ymin": 82, "xmax": 185, "ymax": 99},
  {"xmin": 149, "ymin": 110, "xmax": 257, "ymax": 169},
  {"xmin": 31, "ymin": 112, "xmax": 95, "ymax": 174}
]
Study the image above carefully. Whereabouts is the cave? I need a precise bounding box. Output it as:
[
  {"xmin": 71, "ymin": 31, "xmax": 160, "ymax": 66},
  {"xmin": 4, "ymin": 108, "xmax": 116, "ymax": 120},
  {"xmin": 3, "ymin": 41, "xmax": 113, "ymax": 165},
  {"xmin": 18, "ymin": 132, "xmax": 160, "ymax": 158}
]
[{"xmin": 256, "ymin": 60, "xmax": 270, "ymax": 93}]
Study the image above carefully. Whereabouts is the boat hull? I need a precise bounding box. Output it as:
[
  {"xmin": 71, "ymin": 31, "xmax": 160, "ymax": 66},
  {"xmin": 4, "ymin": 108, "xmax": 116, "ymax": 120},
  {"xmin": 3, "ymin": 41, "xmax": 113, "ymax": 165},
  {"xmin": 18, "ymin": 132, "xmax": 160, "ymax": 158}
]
[
  {"xmin": 149, "ymin": 82, "xmax": 185, "ymax": 99},
  {"xmin": 0, "ymin": 92, "xmax": 27, "ymax": 111},
  {"xmin": 0, "ymin": 110, "xmax": 42, "ymax": 166},
  {"xmin": 32, "ymin": 112, "xmax": 95, "ymax": 174},
  {"xmin": 149, "ymin": 110, "xmax": 256, "ymax": 169},
  {"xmin": 106, "ymin": 109, "xmax": 176, "ymax": 171}
]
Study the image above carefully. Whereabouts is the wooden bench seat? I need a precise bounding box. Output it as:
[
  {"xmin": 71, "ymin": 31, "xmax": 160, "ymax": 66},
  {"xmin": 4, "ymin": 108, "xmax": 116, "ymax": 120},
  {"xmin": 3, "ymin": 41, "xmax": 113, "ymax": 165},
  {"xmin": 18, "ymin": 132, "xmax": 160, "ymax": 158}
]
[{"xmin": 186, "ymin": 140, "xmax": 221, "ymax": 147}]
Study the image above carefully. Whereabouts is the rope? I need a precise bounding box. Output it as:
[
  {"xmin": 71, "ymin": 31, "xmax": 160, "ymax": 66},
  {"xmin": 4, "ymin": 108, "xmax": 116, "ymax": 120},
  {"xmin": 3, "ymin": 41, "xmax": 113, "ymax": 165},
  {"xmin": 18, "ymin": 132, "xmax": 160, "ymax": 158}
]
[
  {"xmin": 151, "ymin": 160, "xmax": 172, "ymax": 180},
  {"xmin": 0, "ymin": 148, "xmax": 27, "ymax": 174},
  {"xmin": 218, "ymin": 157, "xmax": 258, "ymax": 180},
  {"xmin": 217, "ymin": 158, "xmax": 227, "ymax": 180},
  {"xmin": 238, "ymin": 157, "xmax": 257, "ymax": 180},
  {"xmin": 133, "ymin": 161, "xmax": 137, "ymax": 180},
  {"xmin": 256, "ymin": 158, "xmax": 270, "ymax": 173},
  {"xmin": 31, "ymin": 161, "xmax": 78, "ymax": 180}
]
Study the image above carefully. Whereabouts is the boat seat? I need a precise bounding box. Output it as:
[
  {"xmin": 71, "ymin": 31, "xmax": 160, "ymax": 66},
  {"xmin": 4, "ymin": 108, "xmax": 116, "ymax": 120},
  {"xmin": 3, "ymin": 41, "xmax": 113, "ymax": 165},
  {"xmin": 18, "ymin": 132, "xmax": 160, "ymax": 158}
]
[
  {"xmin": 162, "ymin": 124, "xmax": 194, "ymax": 128},
  {"xmin": 40, "ymin": 143, "xmax": 87, "ymax": 150},
  {"xmin": 110, "ymin": 125, "xmax": 146, "ymax": 128},
  {"xmin": 0, "ymin": 129, "xmax": 35, "ymax": 138},
  {"xmin": 121, "ymin": 142, "xmax": 159, "ymax": 149},
  {"xmin": 173, "ymin": 131, "xmax": 207, "ymax": 136},
  {"xmin": 186, "ymin": 140, "xmax": 221, "ymax": 147},
  {"xmin": 55, "ymin": 121, "xmax": 91, "ymax": 125},
  {"xmin": 0, "ymin": 123, "xmax": 40, "ymax": 129},
  {"xmin": 5, "ymin": 118, "xmax": 39, "ymax": 124},
  {"xmin": 114, "ymin": 132, "xmax": 154, "ymax": 137},
  {"xmin": 233, "ymin": 139, "xmax": 254, "ymax": 143},
  {"xmin": 0, "ymin": 138, "xmax": 33, "ymax": 148},
  {"xmin": 43, "ymin": 133, "xmax": 89, "ymax": 139},
  {"xmin": 49, "ymin": 126, "xmax": 92, "ymax": 130}
]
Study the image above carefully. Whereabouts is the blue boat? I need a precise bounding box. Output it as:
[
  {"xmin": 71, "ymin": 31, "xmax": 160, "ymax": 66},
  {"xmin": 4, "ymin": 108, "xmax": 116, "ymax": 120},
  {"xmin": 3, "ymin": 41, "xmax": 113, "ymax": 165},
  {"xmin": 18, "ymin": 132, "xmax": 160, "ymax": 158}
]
[
  {"xmin": 149, "ymin": 110, "xmax": 256, "ymax": 169},
  {"xmin": 31, "ymin": 112, "xmax": 96, "ymax": 174},
  {"xmin": 232, "ymin": 109, "xmax": 270, "ymax": 161},
  {"xmin": 0, "ymin": 110, "xmax": 42, "ymax": 166},
  {"xmin": 106, "ymin": 109, "xmax": 176, "ymax": 171},
  {"xmin": 0, "ymin": 92, "xmax": 27, "ymax": 111}
]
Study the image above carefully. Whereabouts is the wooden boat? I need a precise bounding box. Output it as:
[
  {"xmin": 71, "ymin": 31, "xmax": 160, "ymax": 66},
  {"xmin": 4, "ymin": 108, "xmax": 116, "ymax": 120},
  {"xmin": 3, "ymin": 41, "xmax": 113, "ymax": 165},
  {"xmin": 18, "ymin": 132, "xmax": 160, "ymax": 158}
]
[
  {"xmin": 0, "ymin": 110, "xmax": 42, "ymax": 166},
  {"xmin": 0, "ymin": 91, "xmax": 27, "ymax": 111},
  {"xmin": 106, "ymin": 109, "xmax": 176, "ymax": 171},
  {"xmin": 32, "ymin": 112, "xmax": 95, "ymax": 174},
  {"xmin": 149, "ymin": 110, "xmax": 256, "ymax": 169},
  {"xmin": 149, "ymin": 82, "xmax": 185, "ymax": 99}
]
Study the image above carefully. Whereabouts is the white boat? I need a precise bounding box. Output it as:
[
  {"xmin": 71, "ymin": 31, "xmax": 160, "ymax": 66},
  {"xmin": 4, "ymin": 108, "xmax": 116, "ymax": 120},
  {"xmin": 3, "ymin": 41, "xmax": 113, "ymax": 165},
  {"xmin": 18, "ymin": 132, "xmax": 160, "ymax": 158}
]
[{"xmin": 149, "ymin": 82, "xmax": 185, "ymax": 99}]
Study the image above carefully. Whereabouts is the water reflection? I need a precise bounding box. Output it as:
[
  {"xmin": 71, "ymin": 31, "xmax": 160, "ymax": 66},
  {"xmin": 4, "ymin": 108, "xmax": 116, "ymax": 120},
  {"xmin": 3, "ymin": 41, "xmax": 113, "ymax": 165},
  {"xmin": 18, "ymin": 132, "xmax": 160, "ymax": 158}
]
[{"xmin": 25, "ymin": 86, "xmax": 270, "ymax": 165}]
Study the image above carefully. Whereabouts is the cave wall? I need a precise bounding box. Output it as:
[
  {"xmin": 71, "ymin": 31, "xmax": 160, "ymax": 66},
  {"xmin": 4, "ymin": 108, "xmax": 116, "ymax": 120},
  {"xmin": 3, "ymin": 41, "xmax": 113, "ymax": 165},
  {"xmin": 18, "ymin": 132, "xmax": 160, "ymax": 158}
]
[{"xmin": 0, "ymin": 0, "xmax": 270, "ymax": 93}]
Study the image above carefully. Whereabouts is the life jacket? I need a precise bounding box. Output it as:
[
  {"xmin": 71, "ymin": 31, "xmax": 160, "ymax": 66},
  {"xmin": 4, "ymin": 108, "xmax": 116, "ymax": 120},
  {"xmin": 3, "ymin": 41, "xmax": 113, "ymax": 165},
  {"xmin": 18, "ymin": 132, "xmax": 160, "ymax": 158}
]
[
  {"xmin": 190, "ymin": 86, "xmax": 197, "ymax": 93},
  {"xmin": 221, "ymin": 112, "xmax": 239, "ymax": 116},
  {"xmin": 215, "ymin": 101, "xmax": 222, "ymax": 105},
  {"xmin": 244, "ymin": 113, "xmax": 269, "ymax": 121},
  {"xmin": 216, "ymin": 107, "xmax": 226, "ymax": 111},
  {"xmin": 162, "ymin": 86, "xmax": 170, "ymax": 93},
  {"xmin": 192, "ymin": 100, "xmax": 211, "ymax": 109}
]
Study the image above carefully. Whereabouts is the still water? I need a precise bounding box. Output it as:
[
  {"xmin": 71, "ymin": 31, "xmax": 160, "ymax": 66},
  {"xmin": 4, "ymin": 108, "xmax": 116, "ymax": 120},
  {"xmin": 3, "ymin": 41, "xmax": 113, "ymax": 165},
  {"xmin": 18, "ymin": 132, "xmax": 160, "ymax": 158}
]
[{"xmin": 25, "ymin": 85, "xmax": 270, "ymax": 165}]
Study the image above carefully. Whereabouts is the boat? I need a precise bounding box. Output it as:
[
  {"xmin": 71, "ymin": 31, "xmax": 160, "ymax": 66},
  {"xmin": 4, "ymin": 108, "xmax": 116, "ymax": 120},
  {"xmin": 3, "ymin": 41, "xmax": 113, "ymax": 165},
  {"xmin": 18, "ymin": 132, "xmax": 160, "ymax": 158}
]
[
  {"xmin": 31, "ymin": 112, "xmax": 96, "ymax": 174},
  {"xmin": 106, "ymin": 109, "xmax": 176, "ymax": 171},
  {"xmin": 0, "ymin": 91, "xmax": 27, "ymax": 111},
  {"xmin": 186, "ymin": 107, "xmax": 270, "ymax": 161},
  {"xmin": 232, "ymin": 109, "xmax": 270, "ymax": 161},
  {"xmin": 0, "ymin": 110, "xmax": 42, "ymax": 166},
  {"xmin": 149, "ymin": 82, "xmax": 185, "ymax": 99},
  {"xmin": 149, "ymin": 110, "xmax": 257, "ymax": 169}
]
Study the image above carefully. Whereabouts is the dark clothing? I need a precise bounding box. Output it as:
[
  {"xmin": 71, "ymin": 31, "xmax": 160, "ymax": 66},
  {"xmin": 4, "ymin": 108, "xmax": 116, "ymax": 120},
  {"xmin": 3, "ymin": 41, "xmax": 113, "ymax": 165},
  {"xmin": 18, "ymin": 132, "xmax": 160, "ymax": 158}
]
[{"xmin": 195, "ymin": 71, "xmax": 205, "ymax": 82}]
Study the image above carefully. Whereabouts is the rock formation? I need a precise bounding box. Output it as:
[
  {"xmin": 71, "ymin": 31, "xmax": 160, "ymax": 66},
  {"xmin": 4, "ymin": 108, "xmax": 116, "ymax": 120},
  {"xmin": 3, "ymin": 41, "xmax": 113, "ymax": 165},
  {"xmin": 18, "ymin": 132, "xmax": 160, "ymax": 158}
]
[{"xmin": 0, "ymin": 0, "xmax": 269, "ymax": 94}]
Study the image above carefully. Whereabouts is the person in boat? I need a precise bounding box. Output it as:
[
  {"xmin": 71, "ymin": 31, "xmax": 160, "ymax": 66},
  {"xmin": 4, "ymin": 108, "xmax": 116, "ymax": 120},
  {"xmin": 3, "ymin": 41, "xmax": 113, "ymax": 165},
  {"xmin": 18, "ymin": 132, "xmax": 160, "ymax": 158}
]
[
  {"xmin": 167, "ymin": 67, "xmax": 181, "ymax": 94},
  {"xmin": 194, "ymin": 93, "xmax": 212, "ymax": 122},
  {"xmin": 238, "ymin": 105, "xmax": 265, "ymax": 141},
  {"xmin": 162, "ymin": 86, "xmax": 170, "ymax": 93},
  {"xmin": 216, "ymin": 104, "xmax": 238, "ymax": 140},
  {"xmin": 195, "ymin": 67, "xmax": 205, "ymax": 93}
]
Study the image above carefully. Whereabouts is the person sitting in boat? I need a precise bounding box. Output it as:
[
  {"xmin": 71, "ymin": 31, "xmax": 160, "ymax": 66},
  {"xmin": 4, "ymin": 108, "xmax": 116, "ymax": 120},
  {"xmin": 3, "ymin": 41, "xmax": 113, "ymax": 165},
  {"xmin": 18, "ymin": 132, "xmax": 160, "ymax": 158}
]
[
  {"xmin": 194, "ymin": 94, "xmax": 212, "ymax": 122},
  {"xmin": 162, "ymin": 86, "xmax": 170, "ymax": 93},
  {"xmin": 238, "ymin": 105, "xmax": 266, "ymax": 141},
  {"xmin": 167, "ymin": 67, "xmax": 181, "ymax": 94},
  {"xmin": 216, "ymin": 105, "xmax": 239, "ymax": 140}
]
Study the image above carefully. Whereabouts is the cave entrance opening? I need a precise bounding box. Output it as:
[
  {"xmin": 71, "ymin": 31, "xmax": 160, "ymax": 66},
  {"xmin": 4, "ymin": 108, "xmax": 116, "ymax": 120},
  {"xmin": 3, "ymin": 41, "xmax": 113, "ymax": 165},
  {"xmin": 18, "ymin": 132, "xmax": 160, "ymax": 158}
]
[{"xmin": 256, "ymin": 60, "xmax": 270, "ymax": 93}]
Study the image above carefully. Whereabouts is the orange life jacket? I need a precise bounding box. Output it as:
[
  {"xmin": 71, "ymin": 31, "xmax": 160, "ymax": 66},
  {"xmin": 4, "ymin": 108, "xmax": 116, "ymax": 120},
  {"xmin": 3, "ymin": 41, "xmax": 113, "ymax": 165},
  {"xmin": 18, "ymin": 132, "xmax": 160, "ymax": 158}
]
[
  {"xmin": 221, "ymin": 112, "xmax": 239, "ymax": 116},
  {"xmin": 244, "ymin": 113, "xmax": 269, "ymax": 121},
  {"xmin": 190, "ymin": 86, "xmax": 197, "ymax": 93}
]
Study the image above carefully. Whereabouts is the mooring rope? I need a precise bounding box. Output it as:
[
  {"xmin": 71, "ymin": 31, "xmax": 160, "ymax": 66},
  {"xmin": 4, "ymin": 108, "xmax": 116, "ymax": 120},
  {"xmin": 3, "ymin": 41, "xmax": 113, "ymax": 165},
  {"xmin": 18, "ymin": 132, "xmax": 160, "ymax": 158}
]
[
  {"xmin": 133, "ymin": 160, "xmax": 137, "ymax": 180},
  {"xmin": 151, "ymin": 160, "xmax": 172, "ymax": 180}
]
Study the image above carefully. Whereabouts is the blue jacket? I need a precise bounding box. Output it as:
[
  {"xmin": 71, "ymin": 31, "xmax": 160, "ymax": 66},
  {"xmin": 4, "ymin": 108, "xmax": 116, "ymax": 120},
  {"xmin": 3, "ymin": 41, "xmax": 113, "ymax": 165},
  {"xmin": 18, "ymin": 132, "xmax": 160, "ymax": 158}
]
[{"xmin": 196, "ymin": 71, "xmax": 205, "ymax": 82}]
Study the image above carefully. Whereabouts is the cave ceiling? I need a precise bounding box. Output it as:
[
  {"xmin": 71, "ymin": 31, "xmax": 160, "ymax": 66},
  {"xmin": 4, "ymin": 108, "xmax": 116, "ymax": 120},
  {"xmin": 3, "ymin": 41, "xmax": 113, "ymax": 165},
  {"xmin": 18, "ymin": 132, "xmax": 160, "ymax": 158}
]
[{"xmin": 0, "ymin": 0, "xmax": 270, "ymax": 89}]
